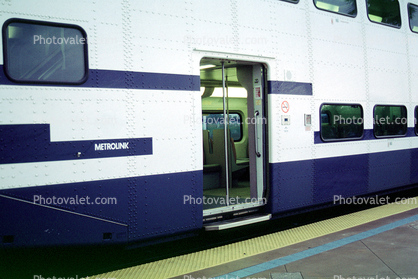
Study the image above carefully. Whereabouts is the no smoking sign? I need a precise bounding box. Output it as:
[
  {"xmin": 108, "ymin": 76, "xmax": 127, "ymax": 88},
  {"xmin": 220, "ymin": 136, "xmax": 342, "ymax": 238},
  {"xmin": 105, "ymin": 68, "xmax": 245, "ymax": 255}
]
[{"xmin": 281, "ymin": 101, "xmax": 289, "ymax": 113}]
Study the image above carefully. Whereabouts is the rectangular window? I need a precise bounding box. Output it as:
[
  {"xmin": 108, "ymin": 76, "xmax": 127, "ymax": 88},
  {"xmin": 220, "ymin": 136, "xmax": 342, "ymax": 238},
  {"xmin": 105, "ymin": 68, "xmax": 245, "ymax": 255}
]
[
  {"xmin": 366, "ymin": 0, "xmax": 401, "ymax": 28},
  {"xmin": 313, "ymin": 0, "xmax": 357, "ymax": 17},
  {"xmin": 320, "ymin": 104, "xmax": 363, "ymax": 141},
  {"xmin": 2, "ymin": 18, "xmax": 88, "ymax": 84},
  {"xmin": 202, "ymin": 113, "xmax": 242, "ymax": 142},
  {"xmin": 408, "ymin": 3, "xmax": 418, "ymax": 33},
  {"xmin": 373, "ymin": 105, "xmax": 407, "ymax": 137}
]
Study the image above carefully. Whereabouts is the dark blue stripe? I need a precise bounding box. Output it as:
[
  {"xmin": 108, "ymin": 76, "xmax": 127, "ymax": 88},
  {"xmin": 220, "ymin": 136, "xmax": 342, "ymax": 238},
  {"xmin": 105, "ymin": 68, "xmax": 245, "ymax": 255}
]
[
  {"xmin": 0, "ymin": 124, "xmax": 152, "ymax": 164},
  {"xmin": 0, "ymin": 65, "xmax": 201, "ymax": 91},
  {"xmin": 269, "ymin": 147, "xmax": 418, "ymax": 213},
  {"xmin": 314, "ymin": 153, "xmax": 369, "ymax": 202},
  {"xmin": 407, "ymin": 126, "xmax": 416, "ymax": 137},
  {"xmin": 214, "ymin": 214, "xmax": 418, "ymax": 279},
  {"xmin": 314, "ymin": 127, "xmax": 416, "ymax": 144},
  {"xmin": 0, "ymin": 170, "xmax": 203, "ymax": 246},
  {"xmin": 268, "ymin": 81, "xmax": 313, "ymax": 95},
  {"xmin": 0, "ymin": 63, "xmax": 311, "ymax": 94}
]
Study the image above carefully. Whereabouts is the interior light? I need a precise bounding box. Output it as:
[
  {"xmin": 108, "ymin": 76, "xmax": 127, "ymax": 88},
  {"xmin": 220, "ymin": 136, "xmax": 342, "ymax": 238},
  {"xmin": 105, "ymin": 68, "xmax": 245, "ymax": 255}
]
[
  {"xmin": 369, "ymin": 14, "xmax": 383, "ymax": 23},
  {"xmin": 8, "ymin": 25, "xmax": 20, "ymax": 39},
  {"xmin": 229, "ymin": 88, "xmax": 247, "ymax": 98},
  {"xmin": 210, "ymin": 87, "xmax": 247, "ymax": 98},
  {"xmin": 200, "ymin": 64, "xmax": 216, "ymax": 70},
  {"xmin": 316, "ymin": 1, "xmax": 339, "ymax": 12}
]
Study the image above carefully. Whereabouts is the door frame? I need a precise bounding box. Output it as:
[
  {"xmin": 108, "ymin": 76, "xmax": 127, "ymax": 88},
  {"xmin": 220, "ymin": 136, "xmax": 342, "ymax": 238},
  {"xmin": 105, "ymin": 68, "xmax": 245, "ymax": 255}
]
[{"xmin": 198, "ymin": 55, "xmax": 270, "ymax": 217}]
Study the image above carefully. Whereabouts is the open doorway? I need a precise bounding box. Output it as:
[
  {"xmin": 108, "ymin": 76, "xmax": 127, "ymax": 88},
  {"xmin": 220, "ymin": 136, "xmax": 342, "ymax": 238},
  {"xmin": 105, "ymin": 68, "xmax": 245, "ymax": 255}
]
[{"xmin": 200, "ymin": 58, "xmax": 267, "ymax": 216}]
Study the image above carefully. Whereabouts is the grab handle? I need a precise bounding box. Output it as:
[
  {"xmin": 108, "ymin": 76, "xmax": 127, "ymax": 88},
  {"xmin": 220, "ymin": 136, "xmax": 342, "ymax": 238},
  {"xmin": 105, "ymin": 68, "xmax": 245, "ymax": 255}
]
[{"xmin": 254, "ymin": 110, "xmax": 261, "ymax": 158}]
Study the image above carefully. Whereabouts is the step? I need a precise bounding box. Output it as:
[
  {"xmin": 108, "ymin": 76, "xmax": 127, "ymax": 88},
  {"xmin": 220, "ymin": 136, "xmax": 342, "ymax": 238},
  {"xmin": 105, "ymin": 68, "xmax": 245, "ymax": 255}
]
[{"xmin": 204, "ymin": 214, "xmax": 272, "ymax": 231}]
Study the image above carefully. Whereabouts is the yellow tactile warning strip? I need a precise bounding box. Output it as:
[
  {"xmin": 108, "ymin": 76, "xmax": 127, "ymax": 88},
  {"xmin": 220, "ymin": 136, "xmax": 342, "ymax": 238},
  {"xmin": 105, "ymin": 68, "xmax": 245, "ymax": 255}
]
[{"xmin": 86, "ymin": 198, "xmax": 418, "ymax": 279}]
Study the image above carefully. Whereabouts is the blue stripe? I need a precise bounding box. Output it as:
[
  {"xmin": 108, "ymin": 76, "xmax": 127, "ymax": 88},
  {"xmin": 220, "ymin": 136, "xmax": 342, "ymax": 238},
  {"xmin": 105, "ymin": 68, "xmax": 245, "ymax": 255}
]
[
  {"xmin": 268, "ymin": 81, "xmax": 313, "ymax": 95},
  {"xmin": 0, "ymin": 65, "xmax": 201, "ymax": 91},
  {"xmin": 213, "ymin": 214, "xmax": 418, "ymax": 279},
  {"xmin": 0, "ymin": 65, "xmax": 312, "ymax": 95},
  {"xmin": 269, "ymin": 148, "xmax": 417, "ymax": 213},
  {"xmin": 314, "ymin": 127, "xmax": 416, "ymax": 144},
  {"xmin": 0, "ymin": 124, "xmax": 152, "ymax": 164},
  {"xmin": 0, "ymin": 170, "xmax": 203, "ymax": 246}
]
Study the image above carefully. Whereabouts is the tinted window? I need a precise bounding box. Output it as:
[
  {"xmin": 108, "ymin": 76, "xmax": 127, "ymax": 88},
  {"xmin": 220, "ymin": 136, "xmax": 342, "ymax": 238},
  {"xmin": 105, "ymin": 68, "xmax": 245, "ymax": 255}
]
[
  {"xmin": 366, "ymin": 0, "xmax": 401, "ymax": 28},
  {"xmin": 202, "ymin": 113, "xmax": 242, "ymax": 142},
  {"xmin": 3, "ymin": 19, "xmax": 88, "ymax": 84},
  {"xmin": 408, "ymin": 3, "xmax": 418, "ymax": 33},
  {"xmin": 313, "ymin": 0, "xmax": 357, "ymax": 17},
  {"xmin": 320, "ymin": 104, "xmax": 363, "ymax": 141},
  {"xmin": 374, "ymin": 105, "xmax": 407, "ymax": 137}
]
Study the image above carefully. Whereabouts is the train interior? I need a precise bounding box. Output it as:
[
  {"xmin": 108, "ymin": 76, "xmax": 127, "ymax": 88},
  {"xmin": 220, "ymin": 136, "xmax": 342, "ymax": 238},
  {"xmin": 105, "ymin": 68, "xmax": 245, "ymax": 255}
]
[
  {"xmin": 200, "ymin": 59, "xmax": 265, "ymax": 215},
  {"xmin": 201, "ymin": 88, "xmax": 250, "ymax": 209}
]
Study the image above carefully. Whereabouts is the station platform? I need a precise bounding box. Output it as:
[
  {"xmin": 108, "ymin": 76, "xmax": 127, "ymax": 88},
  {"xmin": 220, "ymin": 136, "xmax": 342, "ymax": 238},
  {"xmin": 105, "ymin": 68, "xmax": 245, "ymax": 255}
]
[{"xmin": 87, "ymin": 198, "xmax": 418, "ymax": 279}]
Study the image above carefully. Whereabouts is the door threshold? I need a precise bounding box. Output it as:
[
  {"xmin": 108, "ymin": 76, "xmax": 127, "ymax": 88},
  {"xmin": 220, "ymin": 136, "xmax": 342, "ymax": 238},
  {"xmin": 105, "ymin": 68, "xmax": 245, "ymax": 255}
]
[
  {"xmin": 203, "ymin": 202, "xmax": 265, "ymax": 217},
  {"xmin": 204, "ymin": 213, "xmax": 271, "ymax": 231}
]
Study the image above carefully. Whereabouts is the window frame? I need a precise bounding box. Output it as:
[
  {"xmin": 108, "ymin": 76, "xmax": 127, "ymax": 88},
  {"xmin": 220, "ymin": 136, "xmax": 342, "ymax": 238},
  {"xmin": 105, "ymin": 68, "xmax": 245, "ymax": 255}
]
[
  {"xmin": 408, "ymin": 3, "xmax": 418, "ymax": 33},
  {"xmin": 2, "ymin": 18, "xmax": 89, "ymax": 85},
  {"xmin": 365, "ymin": 0, "xmax": 402, "ymax": 29},
  {"xmin": 373, "ymin": 104, "xmax": 407, "ymax": 138},
  {"xmin": 320, "ymin": 103, "xmax": 364, "ymax": 142},
  {"xmin": 313, "ymin": 0, "xmax": 358, "ymax": 18},
  {"xmin": 280, "ymin": 0, "xmax": 299, "ymax": 4}
]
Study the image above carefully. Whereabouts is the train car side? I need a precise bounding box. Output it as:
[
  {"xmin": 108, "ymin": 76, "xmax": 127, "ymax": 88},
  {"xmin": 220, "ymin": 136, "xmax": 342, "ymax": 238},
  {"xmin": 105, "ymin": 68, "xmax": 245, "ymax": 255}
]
[{"xmin": 1, "ymin": 0, "xmax": 418, "ymax": 247}]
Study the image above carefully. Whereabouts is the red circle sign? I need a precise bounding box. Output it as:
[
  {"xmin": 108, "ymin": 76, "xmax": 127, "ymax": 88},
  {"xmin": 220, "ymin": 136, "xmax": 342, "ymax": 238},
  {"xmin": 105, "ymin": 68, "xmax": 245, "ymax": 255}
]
[{"xmin": 281, "ymin": 101, "xmax": 289, "ymax": 113}]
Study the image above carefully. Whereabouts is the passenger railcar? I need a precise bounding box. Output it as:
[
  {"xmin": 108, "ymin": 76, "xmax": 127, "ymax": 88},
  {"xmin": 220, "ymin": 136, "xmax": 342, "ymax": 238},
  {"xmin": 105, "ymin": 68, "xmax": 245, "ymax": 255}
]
[{"xmin": 1, "ymin": 0, "xmax": 418, "ymax": 246}]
